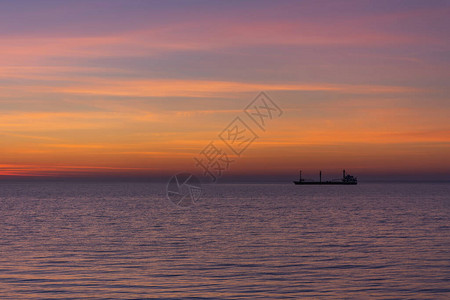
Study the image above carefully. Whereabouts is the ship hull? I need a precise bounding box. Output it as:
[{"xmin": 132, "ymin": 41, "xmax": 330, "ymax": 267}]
[{"xmin": 293, "ymin": 181, "xmax": 357, "ymax": 185}]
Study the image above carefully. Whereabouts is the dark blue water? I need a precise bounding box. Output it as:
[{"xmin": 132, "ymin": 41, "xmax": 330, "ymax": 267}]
[{"xmin": 0, "ymin": 182, "xmax": 449, "ymax": 299}]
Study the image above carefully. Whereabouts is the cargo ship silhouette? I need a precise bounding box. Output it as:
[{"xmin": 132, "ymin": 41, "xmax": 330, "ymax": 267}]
[{"xmin": 293, "ymin": 170, "xmax": 357, "ymax": 185}]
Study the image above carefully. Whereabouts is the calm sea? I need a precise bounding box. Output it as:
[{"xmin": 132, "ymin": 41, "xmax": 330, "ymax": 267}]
[{"xmin": 0, "ymin": 182, "xmax": 449, "ymax": 299}]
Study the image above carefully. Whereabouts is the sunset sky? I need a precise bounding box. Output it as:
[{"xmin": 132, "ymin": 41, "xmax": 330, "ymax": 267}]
[{"xmin": 1, "ymin": 0, "xmax": 449, "ymax": 181}]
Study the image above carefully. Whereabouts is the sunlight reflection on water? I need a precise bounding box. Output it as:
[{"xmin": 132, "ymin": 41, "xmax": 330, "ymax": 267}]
[{"xmin": 0, "ymin": 182, "xmax": 449, "ymax": 299}]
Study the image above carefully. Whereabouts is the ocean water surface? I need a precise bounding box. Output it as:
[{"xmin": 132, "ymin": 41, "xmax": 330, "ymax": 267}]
[{"xmin": 0, "ymin": 182, "xmax": 449, "ymax": 299}]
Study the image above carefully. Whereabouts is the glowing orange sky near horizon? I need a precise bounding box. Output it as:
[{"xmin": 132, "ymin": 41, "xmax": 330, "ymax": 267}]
[{"xmin": 0, "ymin": 1, "xmax": 449, "ymax": 179}]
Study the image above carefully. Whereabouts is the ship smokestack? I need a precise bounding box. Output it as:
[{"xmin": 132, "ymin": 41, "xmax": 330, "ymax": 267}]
[
  {"xmin": 320, "ymin": 170, "xmax": 322, "ymax": 182},
  {"xmin": 343, "ymin": 169, "xmax": 346, "ymax": 179},
  {"xmin": 299, "ymin": 170, "xmax": 302, "ymax": 182}
]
